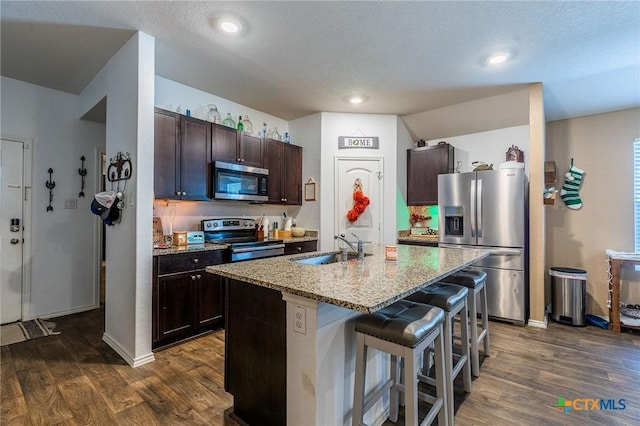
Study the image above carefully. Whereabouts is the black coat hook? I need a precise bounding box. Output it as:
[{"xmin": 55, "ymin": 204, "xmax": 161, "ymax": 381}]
[
  {"xmin": 45, "ymin": 168, "xmax": 55, "ymax": 212},
  {"xmin": 79, "ymin": 156, "xmax": 87, "ymax": 197}
]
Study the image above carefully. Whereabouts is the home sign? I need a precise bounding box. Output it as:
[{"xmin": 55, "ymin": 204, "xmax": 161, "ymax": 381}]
[{"xmin": 338, "ymin": 136, "xmax": 379, "ymax": 149}]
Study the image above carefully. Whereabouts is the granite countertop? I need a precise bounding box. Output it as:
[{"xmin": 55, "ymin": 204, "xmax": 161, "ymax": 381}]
[
  {"xmin": 153, "ymin": 235, "xmax": 318, "ymax": 256},
  {"xmin": 206, "ymin": 244, "xmax": 488, "ymax": 313}
]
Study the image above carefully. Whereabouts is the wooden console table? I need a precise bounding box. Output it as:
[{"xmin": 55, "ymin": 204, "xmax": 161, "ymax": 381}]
[{"xmin": 606, "ymin": 250, "xmax": 640, "ymax": 333}]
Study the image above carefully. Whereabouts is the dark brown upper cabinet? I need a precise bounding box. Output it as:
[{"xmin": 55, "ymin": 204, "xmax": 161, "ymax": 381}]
[
  {"xmin": 407, "ymin": 143, "xmax": 454, "ymax": 205},
  {"xmin": 264, "ymin": 138, "xmax": 302, "ymax": 205},
  {"xmin": 154, "ymin": 108, "xmax": 211, "ymax": 200},
  {"xmin": 211, "ymin": 124, "xmax": 263, "ymax": 168}
]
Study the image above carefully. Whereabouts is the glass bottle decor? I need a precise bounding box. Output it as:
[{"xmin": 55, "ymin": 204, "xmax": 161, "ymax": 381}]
[
  {"xmin": 207, "ymin": 104, "xmax": 221, "ymax": 124},
  {"xmin": 222, "ymin": 113, "xmax": 236, "ymax": 129},
  {"xmin": 237, "ymin": 116, "xmax": 244, "ymax": 131},
  {"xmin": 270, "ymin": 126, "xmax": 281, "ymax": 141},
  {"xmin": 242, "ymin": 115, "xmax": 253, "ymax": 133}
]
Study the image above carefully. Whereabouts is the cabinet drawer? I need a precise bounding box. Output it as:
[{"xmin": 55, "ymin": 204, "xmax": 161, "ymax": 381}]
[
  {"xmin": 157, "ymin": 250, "xmax": 228, "ymax": 275},
  {"xmin": 284, "ymin": 240, "xmax": 317, "ymax": 255}
]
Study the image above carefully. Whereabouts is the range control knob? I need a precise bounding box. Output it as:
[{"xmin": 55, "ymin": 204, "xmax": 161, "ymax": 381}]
[
  {"xmin": 213, "ymin": 222, "xmax": 219, "ymax": 228},
  {"xmin": 244, "ymin": 221, "xmax": 250, "ymax": 227}
]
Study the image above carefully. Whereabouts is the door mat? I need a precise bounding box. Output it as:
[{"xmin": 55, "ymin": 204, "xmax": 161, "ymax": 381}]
[{"xmin": 0, "ymin": 319, "xmax": 60, "ymax": 347}]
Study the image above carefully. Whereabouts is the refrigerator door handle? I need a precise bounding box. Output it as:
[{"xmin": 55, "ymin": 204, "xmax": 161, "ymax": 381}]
[
  {"xmin": 477, "ymin": 179, "xmax": 483, "ymax": 238},
  {"xmin": 470, "ymin": 179, "xmax": 476, "ymax": 237},
  {"xmin": 485, "ymin": 249, "xmax": 521, "ymax": 256}
]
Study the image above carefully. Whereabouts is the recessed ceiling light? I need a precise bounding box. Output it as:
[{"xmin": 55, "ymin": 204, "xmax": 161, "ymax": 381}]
[
  {"xmin": 220, "ymin": 20, "xmax": 239, "ymax": 34},
  {"xmin": 349, "ymin": 96, "xmax": 364, "ymax": 104},
  {"xmin": 485, "ymin": 52, "xmax": 510, "ymax": 65},
  {"xmin": 210, "ymin": 15, "xmax": 246, "ymax": 36}
]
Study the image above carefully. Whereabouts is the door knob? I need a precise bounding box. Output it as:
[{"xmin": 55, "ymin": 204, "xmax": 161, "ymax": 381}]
[{"xmin": 10, "ymin": 238, "xmax": 20, "ymax": 244}]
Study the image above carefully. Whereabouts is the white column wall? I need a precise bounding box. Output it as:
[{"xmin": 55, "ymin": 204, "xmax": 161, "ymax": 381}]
[{"xmin": 79, "ymin": 32, "xmax": 155, "ymax": 366}]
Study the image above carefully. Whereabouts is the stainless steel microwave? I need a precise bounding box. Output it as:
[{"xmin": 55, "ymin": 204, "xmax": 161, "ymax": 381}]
[{"xmin": 211, "ymin": 161, "xmax": 269, "ymax": 202}]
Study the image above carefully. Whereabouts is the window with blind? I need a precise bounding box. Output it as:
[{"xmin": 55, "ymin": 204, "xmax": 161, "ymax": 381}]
[{"xmin": 635, "ymin": 138, "xmax": 640, "ymax": 252}]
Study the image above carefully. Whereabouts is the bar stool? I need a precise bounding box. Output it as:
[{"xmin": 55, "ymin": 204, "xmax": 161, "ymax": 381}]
[
  {"xmin": 353, "ymin": 300, "xmax": 448, "ymax": 426},
  {"xmin": 404, "ymin": 283, "xmax": 472, "ymax": 423},
  {"xmin": 440, "ymin": 269, "xmax": 490, "ymax": 377}
]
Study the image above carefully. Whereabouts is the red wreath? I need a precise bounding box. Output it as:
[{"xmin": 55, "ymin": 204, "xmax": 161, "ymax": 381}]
[{"xmin": 347, "ymin": 179, "xmax": 370, "ymax": 222}]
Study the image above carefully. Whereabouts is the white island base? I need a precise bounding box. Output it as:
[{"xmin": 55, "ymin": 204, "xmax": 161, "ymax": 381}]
[{"xmin": 283, "ymin": 293, "xmax": 392, "ymax": 426}]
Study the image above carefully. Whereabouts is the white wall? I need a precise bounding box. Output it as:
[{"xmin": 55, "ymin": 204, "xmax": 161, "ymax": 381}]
[
  {"xmin": 426, "ymin": 125, "xmax": 530, "ymax": 176},
  {"xmin": 1, "ymin": 77, "xmax": 106, "ymax": 318},
  {"xmin": 155, "ymin": 76, "xmax": 288, "ymax": 137},
  {"xmin": 396, "ymin": 118, "xmax": 415, "ymax": 231},
  {"xmin": 319, "ymin": 113, "xmax": 398, "ymax": 249},
  {"xmin": 290, "ymin": 113, "xmax": 322, "ymax": 232},
  {"xmin": 79, "ymin": 32, "xmax": 155, "ymax": 366}
]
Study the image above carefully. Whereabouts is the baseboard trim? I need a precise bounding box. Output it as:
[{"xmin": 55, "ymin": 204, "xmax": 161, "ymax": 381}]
[
  {"xmin": 528, "ymin": 316, "xmax": 548, "ymax": 329},
  {"xmin": 37, "ymin": 303, "xmax": 100, "ymax": 321},
  {"xmin": 102, "ymin": 332, "xmax": 155, "ymax": 367}
]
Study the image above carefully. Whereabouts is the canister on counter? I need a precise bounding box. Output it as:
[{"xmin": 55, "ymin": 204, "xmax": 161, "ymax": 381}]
[{"xmin": 385, "ymin": 245, "xmax": 398, "ymax": 261}]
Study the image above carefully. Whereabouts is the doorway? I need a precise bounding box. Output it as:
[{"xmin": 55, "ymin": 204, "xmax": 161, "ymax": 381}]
[
  {"xmin": 96, "ymin": 151, "xmax": 106, "ymax": 306},
  {"xmin": 1, "ymin": 138, "xmax": 32, "ymax": 324},
  {"xmin": 334, "ymin": 157, "xmax": 383, "ymax": 248}
]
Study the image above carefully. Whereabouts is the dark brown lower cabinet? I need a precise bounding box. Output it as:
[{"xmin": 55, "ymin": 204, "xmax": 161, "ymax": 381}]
[
  {"xmin": 157, "ymin": 272, "xmax": 196, "ymax": 340},
  {"xmin": 284, "ymin": 240, "xmax": 317, "ymax": 255},
  {"xmin": 153, "ymin": 250, "xmax": 227, "ymax": 349},
  {"xmin": 225, "ymin": 278, "xmax": 286, "ymax": 426}
]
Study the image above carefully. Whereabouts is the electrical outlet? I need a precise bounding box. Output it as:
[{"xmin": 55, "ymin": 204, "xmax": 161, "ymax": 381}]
[
  {"xmin": 294, "ymin": 305, "xmax": 306, "ymax": 335},
  {"xmin": 64, "ymin": 198, "xmax": 77, "ymax": 209}
]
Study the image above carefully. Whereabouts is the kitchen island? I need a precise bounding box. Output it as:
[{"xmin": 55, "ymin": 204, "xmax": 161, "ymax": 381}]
[{"xmin": 207, "ymin": 244, "xmax": 488, "ymax": 426}]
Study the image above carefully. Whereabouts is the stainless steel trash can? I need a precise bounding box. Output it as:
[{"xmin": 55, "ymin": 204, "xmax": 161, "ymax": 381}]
[{"xmin": 550, "ymin": 267, "xmax": 587, "ymax": 326}]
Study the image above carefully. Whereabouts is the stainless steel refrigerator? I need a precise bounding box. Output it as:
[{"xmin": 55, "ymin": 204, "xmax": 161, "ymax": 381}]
[{"xmin": 438, "ymin": 168, "xmax": 528, "ymax": 325}]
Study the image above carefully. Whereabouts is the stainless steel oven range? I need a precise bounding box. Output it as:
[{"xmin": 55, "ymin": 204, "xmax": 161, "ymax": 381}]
[{"xmin": 202, "ymin": 218, "xmax": 284, "ymax": 262}]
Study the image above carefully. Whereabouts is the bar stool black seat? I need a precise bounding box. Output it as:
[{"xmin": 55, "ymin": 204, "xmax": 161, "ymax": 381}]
[
  {"xmin": 353, "ymin": 300, "xmax": 449, "ymax": 426},
  {"xmin": 405, "ymin": 283, "xmax": 472, "ymax": 422}
]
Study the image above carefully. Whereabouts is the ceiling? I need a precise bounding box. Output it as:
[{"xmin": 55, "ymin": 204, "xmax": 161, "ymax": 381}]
[{"xmin": 1, "ymin": 1, "xmax": 639, "ymax": 123}]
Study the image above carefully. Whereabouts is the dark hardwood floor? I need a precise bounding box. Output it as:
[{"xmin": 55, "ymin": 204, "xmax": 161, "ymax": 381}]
[{"xmin": 2, "ymin": 307, "xmax": 639, "ymax": 425}]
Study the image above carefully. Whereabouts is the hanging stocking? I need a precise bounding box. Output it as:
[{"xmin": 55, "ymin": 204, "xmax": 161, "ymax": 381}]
[{"xmin": 560, "ymin": 159, "xmax": 585, "ymax": 209}]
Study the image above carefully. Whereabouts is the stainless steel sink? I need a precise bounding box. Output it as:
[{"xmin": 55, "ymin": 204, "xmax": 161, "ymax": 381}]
[{"xmin": 292, "ymin": 252, "xmax": 371, "ymax": 265}]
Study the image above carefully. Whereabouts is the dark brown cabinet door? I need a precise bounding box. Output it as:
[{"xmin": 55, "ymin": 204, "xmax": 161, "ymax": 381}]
[
  {"xmin": 212, "ymin": 123, "xmax": 240, "ymax": 164},
  {"xmin": 264, "ymin": 138, "xmax": 302, "ymax": 205},
  {"xmin": 180, "ymin": 116, "xmax": 211, "ymax": 201},
  {"xmin": 154, "ymin": 108, "xmax": 180, "ymax": 199},
  {"xmin": 265, "ymin": 139, "xmax": 284, "ymax": 203},
  {"xmin": 282, "ymin": 144, "xmax": 302, "ymax": 205},
  {"xmin": 407, "ymin": 144, "xmax": 454, "ymax": 205},
  {"xmin": 240, "ymin": 133, "xmax": 263, "ymax": 167},
  {"xmin": 158, "ymin": 273, "xmax": 196, "ymax": 341},
  {"xmin": 196, "ymin": 273, "xmax": 224, "ymax": 329}
]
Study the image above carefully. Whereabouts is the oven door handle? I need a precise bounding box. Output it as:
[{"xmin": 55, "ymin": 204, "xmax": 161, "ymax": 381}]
[{"xmin": 231, "ymin": 243, "xmax": 286, "ymax": 253}]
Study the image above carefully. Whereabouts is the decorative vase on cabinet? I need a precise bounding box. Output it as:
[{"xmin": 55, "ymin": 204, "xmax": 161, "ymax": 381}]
[
  {"xmin": 207, "ymin": 104, "xmax": 221, "ymax": 124},
  {"xmin": 242, "ymin": 115, "xmax": 253, "ymax": 133},
  {"xmin": 222, "ymin": 113, "xmax": 236, "ymax": 129}
]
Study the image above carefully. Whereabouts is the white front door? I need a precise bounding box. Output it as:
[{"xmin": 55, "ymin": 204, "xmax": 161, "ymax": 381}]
[
  {"xmin": 335, "ymin": 157, "xmax": 383, "ymax": 248},
  {"xmin": 1, "ymin": 140, "xmax": 25, "ymax": 324}
]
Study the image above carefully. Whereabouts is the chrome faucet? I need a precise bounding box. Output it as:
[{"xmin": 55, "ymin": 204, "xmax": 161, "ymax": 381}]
[{"xmin": 334, "ymin": 233, "xmax": 365, "ymax": 261}]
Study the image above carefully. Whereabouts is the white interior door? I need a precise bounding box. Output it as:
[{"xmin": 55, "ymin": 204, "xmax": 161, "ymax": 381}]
[
  {"xmin": 335, "ymin": 157, "xmax": 383, "ymax": 248},
  {"xmin": 1, "ymin": 140, "xmax": 24, "ymax": 324}
]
